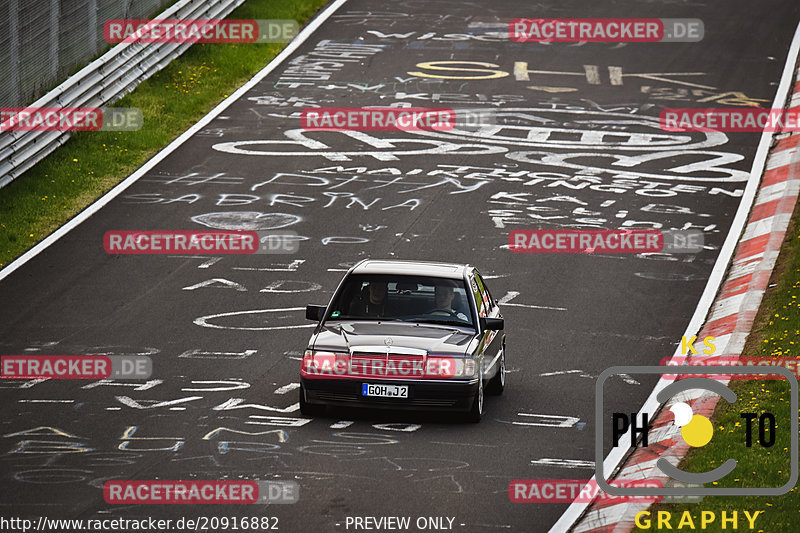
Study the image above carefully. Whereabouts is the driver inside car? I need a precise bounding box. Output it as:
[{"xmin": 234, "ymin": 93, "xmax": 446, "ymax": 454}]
[{"xmin": 428, "ymin": 283, "xmax": 469, "ymax": 321}]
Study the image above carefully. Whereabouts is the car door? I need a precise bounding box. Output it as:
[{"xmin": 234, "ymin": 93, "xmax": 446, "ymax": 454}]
[{"xmin": 470, "ymin": 269, "xmax": 504, "ymax": 380}]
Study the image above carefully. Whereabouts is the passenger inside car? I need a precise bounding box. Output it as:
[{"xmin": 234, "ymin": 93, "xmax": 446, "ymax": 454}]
[{"xmin": 348, "ymin": 281, "xmax": 389, "ymax": 317}]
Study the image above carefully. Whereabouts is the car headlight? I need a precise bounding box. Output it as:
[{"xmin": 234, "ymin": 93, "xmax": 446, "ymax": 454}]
[
  {"xmin": 302, "ymin": 350, "xmax": 347, "ymax": 376},
  {"xmin": 453, "ymin": 358, "xmax": 476, "ymax": 378}
]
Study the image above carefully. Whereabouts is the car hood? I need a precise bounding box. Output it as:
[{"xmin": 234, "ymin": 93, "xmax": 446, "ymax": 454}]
[{"xmin": 311, "ymin": 321, "xmax": 474, "ymax": 356}]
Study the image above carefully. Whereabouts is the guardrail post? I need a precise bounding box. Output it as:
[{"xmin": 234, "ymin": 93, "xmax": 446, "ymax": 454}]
[
  {"xmin": 49, "ymin": 0, "xmax": 60, "ymax": 80},
  {"xmin": 88, "ymin": 0, "xmax": 98, "ymax": 56},
  {"xmin": 8, "ymin": 0, "xmax": 20, "ymax": 107}
]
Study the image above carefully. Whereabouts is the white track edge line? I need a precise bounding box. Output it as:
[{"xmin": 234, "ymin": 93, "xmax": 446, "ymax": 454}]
[
  {"xmin": 550, "ymin": 20, "xmax": 800, "ymax": 533},
  {"xmin": 0, "ymin": 0, "xmax": 350, "ymax": 282}
]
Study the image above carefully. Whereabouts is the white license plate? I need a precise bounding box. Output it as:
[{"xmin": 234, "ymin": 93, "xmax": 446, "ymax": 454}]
[{"xmin": 362, "ymin": 383, "xmax": 408, "ymax": 398}]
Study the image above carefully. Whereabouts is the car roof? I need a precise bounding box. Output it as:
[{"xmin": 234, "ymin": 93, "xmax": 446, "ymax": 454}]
[{"xmin": 350, "ymin": 259, "xmax": 471, "ymax": 278}]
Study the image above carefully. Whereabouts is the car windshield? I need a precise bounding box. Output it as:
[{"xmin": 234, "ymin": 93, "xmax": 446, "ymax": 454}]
[{"xmin": 325, "ymin": 274, "xmax": 475, "ymax": 328}]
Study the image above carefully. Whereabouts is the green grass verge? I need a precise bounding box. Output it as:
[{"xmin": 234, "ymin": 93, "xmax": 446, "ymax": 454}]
[
  {"xmin": 635, "ymin": 209, "xmax": 800, "ymax": 532},
  {"xmin": 0, "ymin": 0, "xmax": 328, "ymax": 268}
]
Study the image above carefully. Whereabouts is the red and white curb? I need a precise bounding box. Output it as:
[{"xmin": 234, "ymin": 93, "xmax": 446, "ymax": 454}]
[{"xmin": 560, "ymin": 37, "xmax": 800, "ymax": 533}]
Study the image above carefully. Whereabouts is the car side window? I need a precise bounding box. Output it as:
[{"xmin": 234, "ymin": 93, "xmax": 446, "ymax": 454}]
[
  {"xmin": 470, "ymin": 274, "xmax": 488, "ymax": 318},
  {"xmin": 473, "ymin": 272, "xmax": 496, "ymax": 315}
]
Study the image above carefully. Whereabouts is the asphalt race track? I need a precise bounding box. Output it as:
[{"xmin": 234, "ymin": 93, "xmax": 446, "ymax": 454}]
[{"xmin": 2, "ymin": 0, "xmax": 800, "ymax": 531}]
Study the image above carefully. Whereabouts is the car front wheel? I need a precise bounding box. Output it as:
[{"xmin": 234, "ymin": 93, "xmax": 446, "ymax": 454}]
[
  {"xmin": 467, "ymin": 368, "xmax": 484, "ymax": 423},
  {"xmin": 486, "ymin": 346, "xmax": 505, "ymax": 395}
]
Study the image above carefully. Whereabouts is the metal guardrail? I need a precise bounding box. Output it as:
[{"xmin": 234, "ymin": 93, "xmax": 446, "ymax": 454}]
[{"xmin": 0, "ymin": 0, "xmax": 246, "ymax": 189}]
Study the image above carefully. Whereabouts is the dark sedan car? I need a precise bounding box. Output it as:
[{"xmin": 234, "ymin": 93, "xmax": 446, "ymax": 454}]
[{"xmin": 300, "ymin": 259, "xmax": 505, "ymax": 422}]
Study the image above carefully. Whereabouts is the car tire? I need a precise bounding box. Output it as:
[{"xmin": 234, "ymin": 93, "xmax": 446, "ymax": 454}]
[
  {"xmin": 299, "ymin": 384, "xmax": 325, "ymax": 417},
  {"xmin": 485, "ymin": 346, "xmax": 505, "ymax": 396},
  {"xmin": 467, "ymin": 368, "xmax": 484, "ymax": 423}
]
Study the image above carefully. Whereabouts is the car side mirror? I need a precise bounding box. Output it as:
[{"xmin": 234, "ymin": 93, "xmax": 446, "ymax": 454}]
[
  {"xmin": 480, "ymin": 317, "xmax": 504, "ymax": 331},
  {"xmin": 306, "ymin": 304, "xmax": 326, "ymax": 321}
]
